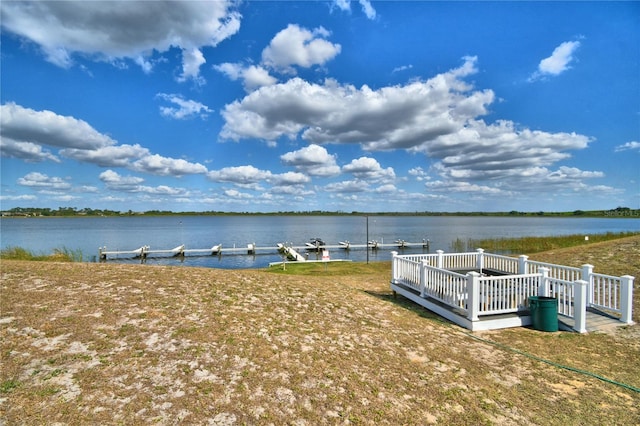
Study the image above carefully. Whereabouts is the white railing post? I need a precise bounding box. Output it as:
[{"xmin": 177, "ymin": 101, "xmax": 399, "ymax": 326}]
[
  {"xmin": 538, "ymin": 267, "xmax": 550, "ymax": 297},
  {"xmin": 620, "ymin": 275, "xmax": 635, "ymax": 324},
  {"xmin": 466, "ymin": 272, "xmax": 481, "ymax": 322},
  {"xmin": 476, "ymin": 248, "xmax": 484, "ymax": 273},
  {"xmin": 391, "ymin": 251, "xmax": 398, "ymax": 283},
  {"xmin": 581, "ymin": 264, "xmax": 594, "ymax": 305},
  {"xmin": 573, "ymin": 280, "xmax": 588, "ymax": 333},
  {"xmin": 436, "ymin": 250, "xmax": 444, "ymax": 269},
  {"xmin": 420, "ymin": 260, "xmax": 428, "ymax": 298},
  {"xmin": 518, "ymin": 255, "xmax": 529, "ymax": 275}
]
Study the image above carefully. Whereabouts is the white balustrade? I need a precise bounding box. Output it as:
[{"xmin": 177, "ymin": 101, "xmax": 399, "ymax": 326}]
[{"xmin": 391, "ymin": 249, "xmax": 634, "ymax": 331}]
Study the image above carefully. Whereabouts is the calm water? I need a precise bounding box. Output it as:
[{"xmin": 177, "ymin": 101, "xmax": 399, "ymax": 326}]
[{"xmin": 1, "ymin": 215, "xmax": 638, "ymax": 269}]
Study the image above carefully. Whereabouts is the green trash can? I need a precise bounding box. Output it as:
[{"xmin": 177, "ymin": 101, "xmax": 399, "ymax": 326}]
[{"xmin": 529, "ymin": 296, "xmax": 558, "ymax": 332}]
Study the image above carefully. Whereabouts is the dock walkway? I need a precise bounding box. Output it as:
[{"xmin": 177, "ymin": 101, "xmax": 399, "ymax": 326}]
[{"xmin": 99, "ymin": 239, "xmax": 430, "ymax": 261}]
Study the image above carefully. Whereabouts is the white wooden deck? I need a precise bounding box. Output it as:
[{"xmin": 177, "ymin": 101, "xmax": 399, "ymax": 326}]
[{"xmin": 390, "ymin": 249, "xmax": 635, "ymax": 333}]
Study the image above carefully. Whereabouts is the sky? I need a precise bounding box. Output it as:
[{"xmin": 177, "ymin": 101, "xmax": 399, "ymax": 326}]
[{"xmin": 1, "ymin": 1, "xmax": 639, "ymax": 213}]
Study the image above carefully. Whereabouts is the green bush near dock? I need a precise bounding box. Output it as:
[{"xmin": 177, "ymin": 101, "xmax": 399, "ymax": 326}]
[
  {"xmin": 460, "ymin": 231, "xmax": 640, "ymax": 254},
  {"xmin": 0, "ymin": 246, "xmax": 83, "ymax": 262}
]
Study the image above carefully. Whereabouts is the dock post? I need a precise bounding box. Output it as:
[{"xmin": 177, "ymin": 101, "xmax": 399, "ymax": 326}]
[{"xmin": 99, "ymin": 246, "xmax": 106, "ymax": 261}]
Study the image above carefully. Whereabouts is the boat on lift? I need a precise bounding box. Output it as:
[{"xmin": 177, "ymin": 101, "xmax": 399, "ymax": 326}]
[{"xmin": 305, "ymin": 237, "xmax": 325, "ymax": 251}]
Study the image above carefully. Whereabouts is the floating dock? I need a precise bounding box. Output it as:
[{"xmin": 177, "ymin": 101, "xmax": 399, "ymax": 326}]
[{"xmin": 99, "ymin": 239, "xmax": 430, "ymax": 261}]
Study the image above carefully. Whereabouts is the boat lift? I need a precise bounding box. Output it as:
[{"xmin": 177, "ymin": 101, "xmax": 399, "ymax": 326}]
[{"xmin": 99, "ymin": 239, "xmax": 430, "ymax": 261}]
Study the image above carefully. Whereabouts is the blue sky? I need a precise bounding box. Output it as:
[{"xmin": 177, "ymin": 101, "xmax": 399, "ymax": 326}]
[{"xmin": 1, "ymin": 1, "xmax": 638, "ymax": 213}]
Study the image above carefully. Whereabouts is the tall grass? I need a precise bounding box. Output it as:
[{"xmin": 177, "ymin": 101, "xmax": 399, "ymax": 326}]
[
  {"xmin": 456, "ymin": 231, "xmax": 640, "ymax": 254},
  {"xmin": 0, "ymin": 246, "xmax": 83, "ymax": 262}
]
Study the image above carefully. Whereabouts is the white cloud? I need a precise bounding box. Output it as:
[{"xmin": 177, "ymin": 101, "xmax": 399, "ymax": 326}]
[
  {"xmin": 614, "ymin": 141, "xmax": 640, "ymax": 153},
  {"xmin": 99, "ymin": 170, "xmax": 188, "ymax": 196},
  {"xmin": 207, "ymin": 165, "xmax": 273, "ymax": 185},
  {"xmin": 221, "ymin": 57, "xmax": 490, "ymax": 147},
  {"xmin": 131, "ymin": 154, "xmax": 208, "ymax": 177},
  {"xmin": 242, "ymin": 65, "xmax": 279, "ymax": 91},
  {"xmin": 272, "ymin": 171, "xmax": 311, "ymax": 185},
  {"xmin": 425, "ymin": 180, "xmax": 505, "ymax": 195},
  {"xmin": 530, "ymin": 40, "xmax": 581, "ymax": 80},
  {"xmin": 156, "ymin": 94, "xmax": 213, "ymax": 120},
  {"xmin": 178, "ymin": 48, "xmax": 207, "ymax": 84},
  {"xmin": 1, "ymin": 102, "xmax": 116, "ymax": 149},
  {"xmin": 392, "ymin": 64, "xmax": 413, "ymax": 73},
  {"xmin": 17, "ymin": 172, "xmax": 71, "ymax": 190},
  {"xmin": 1, "ymin": 102, "xmax": 208, "ymax": 176},
  {"xmin": 358, "ymin": 0, "xmax": 377, "ymax": 20},
  {"xmin": 342, "ymin": 157, "xmax": 395, "ymax": 182},
  {"xmin": 325, "ymin": 180, "xmax": 370, "ymax": 193},
  {"xmin": 0, "ymin": 0, "xmax": 241, "ymax": 82},
  {"xmin": 408, "ymin": 167, "xmax": 430, "ymax": 181},
  {"xmin": 261, "ymin": 24, "xmax": 341, "ymax": 72},
  {"xmin": 0, "ymin": 194, "xmax": 37, "ymax": 202},
  {"xmin": 99, "ymin": 170, "xmax": 145, "ymax": 192},
  {"xmin": 280, "ymin": 144, "xmax": 341, "ymax": 177},
  {"xmin": 376, "ymin": 184, "xmax": 397, "ymax": 193},
  {"xmin": 61, "ymin": 144, "xmax": 150, "ymax": 168},
  {"xmin": 331, "ymin": 0, "xmax": 377, "ymax": 20},
  {"xmin": 224, "ymin": 189, "xmax": 253, "ymax": 199},
  {"xmin": 214, "ymin": 63, "xmax": 278, "ymax": 92},
  {"xmin": 424, "ymin": 119, "xmax": 591, "ymax": 181},
  {"xmin": 0, "ymin": 139, "xmax": 60, "ymax": 163}
]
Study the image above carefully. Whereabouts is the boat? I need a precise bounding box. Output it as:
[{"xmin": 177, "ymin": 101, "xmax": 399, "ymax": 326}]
[{"xmin": 305, "ymin": 237, "xmax": 325, "ymax": 251}]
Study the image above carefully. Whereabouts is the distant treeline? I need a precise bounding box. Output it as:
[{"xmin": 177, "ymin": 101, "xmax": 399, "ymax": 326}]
[{"xmin": 2, "ymin": 206, "xmax": 638, "ymax": 218}]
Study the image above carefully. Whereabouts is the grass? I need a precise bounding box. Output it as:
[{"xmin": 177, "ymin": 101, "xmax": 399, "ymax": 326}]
[
  {"xmin": 266, "ymin": 260, "xmax": 390, "ymax": 276},
  {"xmin": 1, "ymin": 235, "xmax": 639, "ymax": 424},
  {"xmin": 0, "ymin": 246, "xmax": 83, "ymax": 262},
  {"xmin": 459, "ymin": 231, "xmax": 640, "ymax": 254}
]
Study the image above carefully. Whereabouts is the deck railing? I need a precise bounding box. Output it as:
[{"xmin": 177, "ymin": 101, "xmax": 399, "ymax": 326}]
[
  {"xmin": 476, "ymin": 273, "xmax": 540, "ymax": 315},
  {"xmin": 422, "ymin": 265, "xmax": 468, "ymax": 307},
  {"xmin": 525, "ymin": 259, "xmax": 582, "ymax": 282},
  {"xmin": 482, "ymin": 252, "xmax": 520, "ymax": 274},
  {"xmin": 391, "ymin": 249, "xmax": 635, "ymax": 332}
]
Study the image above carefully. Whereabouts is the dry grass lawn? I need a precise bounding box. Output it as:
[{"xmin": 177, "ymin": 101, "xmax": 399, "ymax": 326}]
[{"xmin": 1, "ymin": 235, "xmax": 639, "ymax": 424}]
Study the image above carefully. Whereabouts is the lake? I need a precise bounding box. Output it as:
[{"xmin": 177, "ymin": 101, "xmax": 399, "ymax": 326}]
[{"xmin": 1, "ymin": 215, "xmax": 638, "ymax": 269}]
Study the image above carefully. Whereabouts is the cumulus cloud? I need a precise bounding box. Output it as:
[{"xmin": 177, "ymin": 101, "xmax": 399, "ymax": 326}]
[
  {"xmin": 423, "ymin": 119, "xmax": 591, "ymax": 181},
  {"xmin": 207, "ymin": 166, "xmax": 308, "ymax": 194},
  {"xmin": 61, "ymin": 144, "xmax": 150, "ymax": 168},
  {"xmin": 99, "ymin": 170, "xmax": 145, "ymax": 192},
  {"xmin": 530, "ymin": 40, "xmax": 581, "ymax": 80},
  {"xmin": 1, "ymin": 102, "xmax": 116, "ymax": 150},
  {"xmin": 272, "ymin": 171, "xmax": 311, "ymax": 185},
  {"xmin": 614, "ymin": 141, "xmax": 640, "ymax": 153},
  {"xmin": 17, "ymin": 172, "xmax": 71, "ymax": 190},
  {"xmin": 1, "ymin": 102, "xmax": 208, "ymax": 177},
  {"xmin": 0, "ymin": 0, "xmax": 241, "ymax": 82},
  {"xmin": 220, "ymin": 56, "xmax": 490, "ymax": 146},
  {"xmin": 425, "ymin": 180, "xmax": 505, "ymax": 195},
  {"xmin": 325, "ymin": 180, "xmax": 370, "ymax": 193},
  {"xmin": 342, "ymin": 157, "xmax": 395, "ymax": 182},
  {"xmin": 156, "ymin": 94, "xmax": 213, "ymax": 119},
  {"xmin": 280, "ymin": 144, "xmax": 341, "ymax": 177},
  {"xmin": 99, "ymin": 170, "xmax": 188, "ymax": 195},
  {"xmin": 0, "ymin": 139, "xmax": 60, "ymax": 163},
  {"xmin": 131, "ymin": 154, "xmax": 208, "ymax": 177},
  {"xmin": 220, "ymin": 54, "xmax": 595, "ymax": 190},
  {"xmin": 214, "ymin": 63, "xmax": 278, "ymax": 92},
  {"xmin": 261, "ymin": 24, "xmax": 341, "ymax": 72}
]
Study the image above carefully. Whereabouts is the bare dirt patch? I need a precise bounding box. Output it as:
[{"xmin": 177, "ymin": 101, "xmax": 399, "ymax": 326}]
[{"xmin": 1, "ymin": 237, "xmax": 639, "ymax": 424}]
